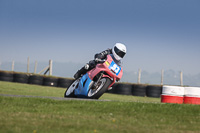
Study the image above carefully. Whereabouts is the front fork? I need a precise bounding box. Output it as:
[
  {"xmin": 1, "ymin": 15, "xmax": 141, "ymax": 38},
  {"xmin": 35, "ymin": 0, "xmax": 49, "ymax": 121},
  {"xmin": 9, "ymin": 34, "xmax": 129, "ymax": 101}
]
[
  {"xmin": 93, "ymin": 73, "xmax": 103, "ymax": 89},
  {"xmin": 92, "ymin": 72, "xmax": 115, "ymax": 90}
]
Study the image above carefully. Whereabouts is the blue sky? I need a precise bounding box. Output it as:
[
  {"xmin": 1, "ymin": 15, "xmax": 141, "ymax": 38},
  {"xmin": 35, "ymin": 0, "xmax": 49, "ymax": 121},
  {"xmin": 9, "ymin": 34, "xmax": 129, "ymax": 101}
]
[{"xmin": 0, "ymin": 0, "xmax": 200, "ymax": 75}]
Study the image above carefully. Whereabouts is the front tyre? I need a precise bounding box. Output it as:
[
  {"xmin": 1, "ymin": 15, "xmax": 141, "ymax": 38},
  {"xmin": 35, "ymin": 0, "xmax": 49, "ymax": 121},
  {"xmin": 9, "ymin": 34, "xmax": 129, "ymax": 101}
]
[
  {"xmin": 64, "ymin": 78, "xmax": 80, "ymax": 98},
  {"xmin": 88, "ymin": 78, "xmax": 112, "ymax": 99}
]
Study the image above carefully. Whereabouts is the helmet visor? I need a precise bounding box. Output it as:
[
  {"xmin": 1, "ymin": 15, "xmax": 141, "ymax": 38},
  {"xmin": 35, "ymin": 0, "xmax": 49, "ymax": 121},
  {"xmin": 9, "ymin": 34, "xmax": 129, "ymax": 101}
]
[{"xmin": 114, "ymin": 46, "xmax": 126, "ymax": 58}]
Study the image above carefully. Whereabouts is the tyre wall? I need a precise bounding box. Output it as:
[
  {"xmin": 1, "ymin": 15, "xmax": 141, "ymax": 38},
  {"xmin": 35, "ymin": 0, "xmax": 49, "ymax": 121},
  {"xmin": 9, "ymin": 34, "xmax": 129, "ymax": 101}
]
[
  {"xmin": 1, "ymin": 71, "xmax": 200, "ymax": 105},
  {"xmin": 161, "ymin": 86, "xmax": 200, "ymax": 105},
  {"xmin": 132, "ymin": 84, "xmax": 147, "ymax": 97},
  {"xmin": 4, "ymin": 70, "xmax": 200, "ymax": 103},
  {"xmin": 0, "ymin": 70, "xmax": 75, "ymax": 89},
  {"xmin": 184, "ymin": 87, "xmax": 200, "ymax": 105},
  {"xmin": 0, "ymin": 71, "xmax": 13, "ymax": 82},
  {"xmin": 108, "ymin": 83, "xmax": 132, "ymax": 95},
  {"xmin": 146, "ymin": 85, "xmax": 162, "ymax": 98},
  {"xmin": 161, "ymin": 85, "xmax": 185, "ymax": 104},
  {"xmin": 0, "ymin": 70, "xmax": 164, "ymax": 98},
  {"xmin": 13, "ymin": 73, "xmax": 29, "ymax": 83},
  {"xmin": 57, "ymin": 78, "xmax": 75, "ymax": 88},
  {"xmin": 28, "ymin": 75, "xmax": 44, "ymax": 85},
  {"xmin": 107, "ymin": 83, "xmax": 162, "ymax": 98}
]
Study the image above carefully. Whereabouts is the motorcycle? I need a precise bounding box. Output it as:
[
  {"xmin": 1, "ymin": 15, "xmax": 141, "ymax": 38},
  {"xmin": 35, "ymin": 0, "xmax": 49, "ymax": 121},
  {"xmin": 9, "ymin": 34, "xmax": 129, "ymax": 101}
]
[{"xmin": 64, "ymin": 54, "xmax": 123, "ymax": 99}]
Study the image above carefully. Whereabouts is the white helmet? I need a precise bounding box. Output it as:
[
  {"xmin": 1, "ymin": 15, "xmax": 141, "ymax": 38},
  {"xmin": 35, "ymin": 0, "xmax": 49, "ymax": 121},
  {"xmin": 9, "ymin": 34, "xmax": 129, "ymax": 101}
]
[{"xmin": 112, "ymin": 43, "xmax": 127, "ymax": 61}]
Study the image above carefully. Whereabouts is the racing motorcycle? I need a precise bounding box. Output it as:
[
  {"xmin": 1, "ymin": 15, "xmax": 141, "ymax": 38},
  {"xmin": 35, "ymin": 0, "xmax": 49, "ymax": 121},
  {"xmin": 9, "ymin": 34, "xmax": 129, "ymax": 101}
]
[{"xmin": 64, "ymin": 54, "xmax": 123, "ymax": 99}]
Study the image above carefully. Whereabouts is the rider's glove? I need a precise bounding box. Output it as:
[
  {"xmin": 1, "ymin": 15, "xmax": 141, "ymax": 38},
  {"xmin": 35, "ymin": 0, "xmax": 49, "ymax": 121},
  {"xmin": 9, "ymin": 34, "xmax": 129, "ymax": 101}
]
[
  {"xmin": 89, "ymin": 60, "xmax": 96, "ymax": 67},
  {"xmin": 95, "ymin": 58, "xmax": 105, "ymax": 63}
]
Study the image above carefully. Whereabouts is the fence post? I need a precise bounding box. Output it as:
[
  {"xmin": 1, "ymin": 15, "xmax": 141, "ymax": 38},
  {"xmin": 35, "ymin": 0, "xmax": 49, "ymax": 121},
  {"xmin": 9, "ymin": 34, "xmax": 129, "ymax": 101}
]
[
  {"xmin": 38, "ymin": 59, "xmax": 52, "ymax": 75},
  {"xmin": 27, "ymin": 57, "xmax": 30, "ymax": 73},
  {"xmin": 161, "ymin": 69, "xmax": 164, "ymax": 85},
  {"xmin": 137, "ymin": 68, "xmax": 141, "ymax": 84},
  {"xmin": 34, "ymin": 61, "xmax": 37, "ymax": 74},
  {"xmin": 12, "ymin": 60, "xmax": 15, "ymax": 71},
  {"xmin": 180, "ymin": 71, "xmax": 183, "ymax": 86},
  {"xmin": 38, "ymin": 66, "xmax": 49, "ymax": 74},
  {"xmin": 49, "ymin": 60, "xmax": 53, "ymax": 75}
]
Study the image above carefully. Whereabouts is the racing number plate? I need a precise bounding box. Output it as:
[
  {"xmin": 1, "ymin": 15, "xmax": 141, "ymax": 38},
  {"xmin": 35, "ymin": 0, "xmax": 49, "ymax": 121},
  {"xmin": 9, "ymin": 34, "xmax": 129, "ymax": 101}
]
[{"xmin": 108, "ymin": 61, "xmax": 121, "ymax": 76}]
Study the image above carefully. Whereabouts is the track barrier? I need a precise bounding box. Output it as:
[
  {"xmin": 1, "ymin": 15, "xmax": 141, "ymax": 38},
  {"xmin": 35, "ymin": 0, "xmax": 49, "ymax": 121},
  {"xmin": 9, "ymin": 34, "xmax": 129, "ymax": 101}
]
[
  {"xmin": 1, "ymin": 70, "xmax": 200, "ymax": 105},
  {"xmin": 161, "ymin": 86, "xmax": 200, "ymax": 105}
]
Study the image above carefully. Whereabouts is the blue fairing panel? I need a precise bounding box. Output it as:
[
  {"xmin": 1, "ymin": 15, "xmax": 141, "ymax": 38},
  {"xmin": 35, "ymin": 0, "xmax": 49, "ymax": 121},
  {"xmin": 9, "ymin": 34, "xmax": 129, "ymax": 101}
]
[{"xmin": 74, "ymin": 73, "xmax": 92, "ymax": 97}]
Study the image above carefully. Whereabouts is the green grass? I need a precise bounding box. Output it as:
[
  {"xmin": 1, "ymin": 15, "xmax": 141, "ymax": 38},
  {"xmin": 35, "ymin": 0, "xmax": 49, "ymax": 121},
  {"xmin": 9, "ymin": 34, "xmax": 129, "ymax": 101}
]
[
  {"xmin": 0, "ymin": 81, "xmax": 160, "ymax": 103},
  {"xmin": 0, "ymin": 81, "xmax": 64, "ymax": 97},
  {"xmin": 0, "ymin": 81, "xmax": 200, "ymax": 133}
]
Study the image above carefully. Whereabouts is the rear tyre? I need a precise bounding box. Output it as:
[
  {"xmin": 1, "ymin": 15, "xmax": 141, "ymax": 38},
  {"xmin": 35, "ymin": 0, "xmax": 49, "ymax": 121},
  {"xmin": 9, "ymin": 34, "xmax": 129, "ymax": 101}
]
[
  {"xmin": 88, "ymin": 78, "xmax": 112, "ymax": 99},
  {"xmin": 64, "ymin": 78, "xmax": 80, "ymax": 98}
]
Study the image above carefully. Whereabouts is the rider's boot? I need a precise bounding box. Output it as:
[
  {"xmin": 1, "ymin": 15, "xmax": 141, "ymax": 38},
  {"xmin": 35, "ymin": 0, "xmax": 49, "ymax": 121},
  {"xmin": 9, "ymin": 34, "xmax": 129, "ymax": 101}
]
[{"xmin": 74, "ymin": 64, "xmax": 89, "ymax": 79}]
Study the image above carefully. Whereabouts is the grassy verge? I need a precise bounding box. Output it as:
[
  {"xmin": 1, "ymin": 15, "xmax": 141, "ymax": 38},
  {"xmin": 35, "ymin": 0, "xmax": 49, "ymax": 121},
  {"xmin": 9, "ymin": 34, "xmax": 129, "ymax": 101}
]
[
  {"xmin": 0, "ymin": 81, "xmax": 64, "ymax": 97},
  {"xmin": 0, "ymin": 81, "xmax": 200, "ymax": 133},
  {"xmin": 0, "ymin": 81, "xmax": 160, "ymax": 103}
]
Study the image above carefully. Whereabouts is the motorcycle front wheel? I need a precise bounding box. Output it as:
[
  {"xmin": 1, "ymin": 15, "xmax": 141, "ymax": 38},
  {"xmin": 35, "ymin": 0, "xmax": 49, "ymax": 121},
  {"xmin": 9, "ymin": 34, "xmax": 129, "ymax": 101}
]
[
  {"xmin": 87, "ymin": 78, "xmax": 112, "ymax": 99},
  {"xmin": 64, "ymin": 78, "xmax": 80, "ymax": 98}
]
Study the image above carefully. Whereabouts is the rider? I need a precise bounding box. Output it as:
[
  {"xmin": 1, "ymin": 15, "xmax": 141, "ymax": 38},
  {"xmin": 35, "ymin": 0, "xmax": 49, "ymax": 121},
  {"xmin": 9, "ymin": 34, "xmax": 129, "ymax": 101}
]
[{"xmin": 74, "ymin": 43, "xmax": 127, "ymax": 79}]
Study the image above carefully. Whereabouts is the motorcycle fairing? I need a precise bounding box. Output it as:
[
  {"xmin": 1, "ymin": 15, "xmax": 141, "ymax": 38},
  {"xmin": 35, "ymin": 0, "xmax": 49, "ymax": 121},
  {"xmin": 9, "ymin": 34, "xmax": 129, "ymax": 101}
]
[
  {"xmin": 88, "ymin": 55, "xmax": 123, "ymax": 86},
  {"xmin": 108, "ymin": 61, "xmax": 121, "ymax": 76},
  {"xmin": 74, "ymin": 73, "xmax": 92, "ymax": 97}
]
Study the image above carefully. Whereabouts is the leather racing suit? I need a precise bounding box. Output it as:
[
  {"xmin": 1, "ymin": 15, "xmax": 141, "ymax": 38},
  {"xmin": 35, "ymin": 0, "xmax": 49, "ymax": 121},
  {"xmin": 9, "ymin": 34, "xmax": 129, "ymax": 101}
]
[{"xmin": 74, "ymin": 49, "xmax": 121, "ymax": 79}]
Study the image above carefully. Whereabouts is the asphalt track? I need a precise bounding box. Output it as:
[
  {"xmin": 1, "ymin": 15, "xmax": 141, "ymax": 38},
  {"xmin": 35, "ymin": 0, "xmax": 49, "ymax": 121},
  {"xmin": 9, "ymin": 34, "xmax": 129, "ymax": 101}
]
[
  {"xmin": 0, "ymin": 94, "xmax": 111, "ymax": 102},
  {"xmin": 0, "ymin": 94, "xmax": 161, "ymax": 104}
]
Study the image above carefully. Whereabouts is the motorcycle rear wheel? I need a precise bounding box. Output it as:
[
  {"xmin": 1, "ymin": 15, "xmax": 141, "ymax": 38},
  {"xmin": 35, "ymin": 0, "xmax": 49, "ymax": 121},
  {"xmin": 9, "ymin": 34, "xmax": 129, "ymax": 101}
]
[
  {"xmin": 64, "ymin": 78, "xmax": 80, "ymax": 98},
  {"xmin": 88, "ymin": 78, "xmax": 112, "ymax": 99}
]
